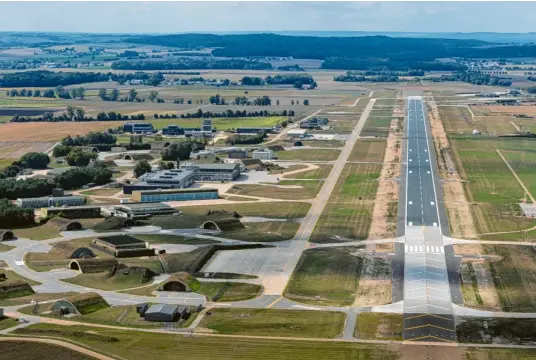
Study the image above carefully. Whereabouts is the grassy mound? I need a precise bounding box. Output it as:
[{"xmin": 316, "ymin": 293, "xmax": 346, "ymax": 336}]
[
  {"xmin": 0, "ymin": 279, "xmax": 35, "ymax": 300},
  {"xmin": 66, "ymin": 292, "xmax": 110, "ymax": 315}
]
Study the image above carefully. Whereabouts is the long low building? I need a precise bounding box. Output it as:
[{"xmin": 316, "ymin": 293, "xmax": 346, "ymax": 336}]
[
  {"xmin": 180, "ymin": 163, "xmax": 241, "ymax": 181},
  {"xmin": 132, "ymin": 188, "xmax": 219, "ymax": 202},
  {"xmin": 41, "ymin": 205, "xmax": 101, "ymax": 219},
  {"xmin": 17, "ymin": 195, "xmax": 85, "ymax": 209},
  {"xmin": 112, "ymin": 202, "xmax": 180, "ymax": 218}
]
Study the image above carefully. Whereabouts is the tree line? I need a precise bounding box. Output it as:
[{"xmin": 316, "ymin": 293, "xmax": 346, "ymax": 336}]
[
  {"xmin": 174, "ymin": 109, "xmax": 295, "ymax": 119},
  {"xmin": 11, "ymin": 111, "xmax": 145, "ymax": 123},
  {"xmin": 0, "ymin": 152, "xmax": 51, "ymax": 179},
  {"xmin": 5, "ymin": 86, "xmax": 86, "ymax": 100},
  {"xmin": 0, "ymin": 70, "xmax": 165, "ymax": 87},
  {"xmin": 426, "ymin": 72, "xmax": 513, "ymax": 86},
  {"xmin": 321, "ymin": 57, "xmax": 465, "ymax": 71},
  {"xmin": 111, "ymin": 58, "xmax": 273, "ymax": 71}
]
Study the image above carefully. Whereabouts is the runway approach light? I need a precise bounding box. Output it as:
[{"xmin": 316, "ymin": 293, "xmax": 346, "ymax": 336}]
[{"xmin": 472, "ymin": 129, "xmax": 481, "ymax": 135}]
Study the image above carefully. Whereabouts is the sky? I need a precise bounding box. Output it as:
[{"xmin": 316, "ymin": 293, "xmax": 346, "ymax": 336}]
[{"xmin": 0, "ymin": 1, "xmax": 535, "ymax": 34}]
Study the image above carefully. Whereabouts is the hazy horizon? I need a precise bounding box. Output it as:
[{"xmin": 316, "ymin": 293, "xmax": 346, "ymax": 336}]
[{"xmin": 0, "ymin": 2, "xmax": 535, "ymax": 34}]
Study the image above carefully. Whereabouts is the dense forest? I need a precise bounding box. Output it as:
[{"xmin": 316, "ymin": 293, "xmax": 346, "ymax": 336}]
[
  {"xmin": 111, "ymin": 58, "xmax": 272, "ymax": 70},
  {"xmin": 427, "ymin": 72, "xmax": 513, "ymax": 86},
  {"xmin": 321, "ymin": 58, "xmax": 465, "ymax": 71},
  {"xmin": 0, "ymin": 70, "xmax": 164, "ymax": 87}
]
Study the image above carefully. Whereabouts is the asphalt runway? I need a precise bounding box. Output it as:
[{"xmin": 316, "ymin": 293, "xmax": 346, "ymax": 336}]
[{"xmin": 401, "ymin": 97, "xmax": 457, "ymax": 343}]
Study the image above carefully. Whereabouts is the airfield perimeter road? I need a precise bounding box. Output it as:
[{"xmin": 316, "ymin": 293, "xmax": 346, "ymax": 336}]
[{"xmin": 401, "ymin": 96, "xmax": 457, "ymax": 343}]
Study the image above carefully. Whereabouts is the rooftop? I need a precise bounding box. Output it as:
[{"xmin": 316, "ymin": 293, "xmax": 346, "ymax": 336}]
[
  {"xmin": 182, "ymin": 163, "xmax": 240, "ymax": 171},
  {"xmin": 97, "ymin": 235, "xmax": 145, "ymax": 247},
  {"xmin": 115, "ymin": 202, "xmax": 173, "ymax": 210},
  {"xmin": 135, "ymin": 188, "xmax": 218, "ymax": 195},
  {"xmin": 145, "ymin": 303, "xmax": 178, "ymax": 315},
  {"xmin": 43, "ymin": 205, "xmax": 101, "ymax": 211},
  {"xmin": 139, "ymin": 169, "xmax": 195, "ymax": 183}
]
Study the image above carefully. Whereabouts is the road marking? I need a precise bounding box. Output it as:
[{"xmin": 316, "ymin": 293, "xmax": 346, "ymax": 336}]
[
  {"xmin": 408, "ymin": 221, "xmax": 412, "ymax": 226},
  {"xmin": 409, "ymin": 159, "xmax": 412, "ymax": 162},
  {"xmin": 431, "ymin": 202, "xmax": 435, "ymax": 206},
  {"xmin": 426, "ymin": 159, "xmax": 429, "ymax": 162},
  {"xmin": 15, "ymin": 261, "xmax": 25, "ymax": 266},
  {"xmin": 409, "ymin": 201, "xmax": 412, "ymax": 205},
  {"xmin": 433, "ymin": 222, "xmax": 437, "ymax": 227},
  {"xmin": 409, "ymin": 170, "xmax": 412, "ymax": 173},
  {"xmin": 427, "ymin": 171, "xmax": 430, "ymax": 174},
  {"xmin": 266, "ymin": 296, "xmax": 283, "ymax": 308},
  {"xmin": 410, "ymin": 149, "xmax": 413, "ymax": 152}
]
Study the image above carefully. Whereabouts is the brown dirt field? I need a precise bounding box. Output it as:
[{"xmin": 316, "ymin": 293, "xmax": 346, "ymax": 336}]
[
  {"xmin": 437, "ymin": 105, "xmax": 474, "ymax": 134},
  {"xmin": 0, "ymin": 141, "xmax": 55, "ymax": 159},
  {"xmin": 368, "ymin": 94, "xmax": 401, "ymax": 241},
  {"xmin": 354, "ymin": 280, "xmax": 392, "ymax": 307},
  {"xmin": 0, "ymin": 122, "xmax": 124, "ymax": 142},
  {"xmin": 428, "ymin": 96, "xmax": 477, "ymax": 239}
]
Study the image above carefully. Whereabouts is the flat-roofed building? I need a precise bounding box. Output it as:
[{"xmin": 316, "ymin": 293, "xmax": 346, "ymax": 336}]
[
  {"xmin": 132, "ymin": 188, "xmax": 219, "ymax": 202},
  {"xmin": 41, "ymin": 205, "xmax": 101, "ymax": 219},
  {"xmin": 252, "ymin": 149, "xmax": 273, "ymax": 160},
  {"xmin": 91, "ymin": 234, "xmax": 155, "ymax": 258},
  {"xmin": 180, "ymin": 163, "xmax": 240, "ymax": 181},
  {"xmin": 123, "ymin": 169, "xmax": 195, "ymax": 194},
  {"xmin": 162, "ymin": 125, "xmax": 185, "ymax": 135},
  {"xmin": 112, "ymin": 202, "xmax": 179, "ymax": 218},
  {"xmin": 287, "ymin": 129, "xmax": 308, "ymax": 138},
  {"xmin": 16, "ymin": 195, "xmax": 85, "ymax": 209}
]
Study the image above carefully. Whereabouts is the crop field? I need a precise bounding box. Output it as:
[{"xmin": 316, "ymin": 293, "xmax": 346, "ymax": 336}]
[
  {"xmin": 227, "ymin": 180, "xmax": 323, "ymax": 200},
  {"xmin": 0, "ymin": 121, "xmax": 124, "ymax": 141},
  {"xmin": 148, "ymin": 116, "xmax": 286, "ymax": 130},
  {"xmin": 355, "ymin": 313, "xmax": 403, "ymax": 340},
  {"xmin": 179, "ymin": 201, "xmax": 311, "ymax": 218},
  {"xmin": 481, "ymin": 245, "xmax": 536, "ymax": 312},
  {"xmin": 274, "ymin": 148, "xmax": 341, "ymax": 161},
  {"xmin": 449, "ymin": 137, "xmax": 536, "ymax": 236},
  {"xmin": 199, "ymin": 308, "xmax": 345, "ymax": 338},
  {"xmin": 313, "ymin": 114, "xmax": 359, "ymax": 134},
  {"xmin": 14, "ymin": 323, "xmax": 399, "ymax": 360},
  {"xmin": 311, "ymin": 163, "xmax": 380, "ymax": 242},
  {"xmin": 284, "ymin": 247, "xmax": 363, "ymax": 306},
  {"xmin": 349, "ymin": 139, "xmax": 387, "ymax": 162}
]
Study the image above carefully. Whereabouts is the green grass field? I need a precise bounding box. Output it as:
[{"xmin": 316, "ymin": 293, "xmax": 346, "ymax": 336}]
[
  {"xmin": 62, "ymin": 271, "xmax": 153, "ymax": 291},
  {"xmin": 0, "ymin": 243, "xmax": 14, "ymax": 252},
  {"xmin": 149, "ymin": 116, "xmax": 286, "ymax": 131},
  {"xmin": 0, "ymin": 316, "xmax": 18, "ymax": 331},
  {"xmin": 449, "ymin": 136, "xmax": 536, "ymax": 236},
  {"xmin": 199, "ymin": 308, "xmax": 345, "ymax": 338},
  {"xmin": 13, "ymin": 323, "xmax": 399, "ymax": 360},
  {"xmin": 348, "ymin": 139, "xmax": 387, "ymax": 162},
  {"xmin": 0, "ymin": 269, "xmax": 41, "ymax": 286},
  {"xmin": 196, "ymin": 282, "xmax": 262, "ymax": 302},
  {"xmin": 13, "ymin": 222, "xmax": 61, "ymax": 240},
  {"xmin": 133, "ymin": 234, "xmax": 220, "ymax": 245},
  {"xmin": 220, "ymin": 221, "xmax": 300, "ymax": 242},
  {"xmin": 310, "ymin": 163, "xmax": 379, "ymax": 242},
  {"xmin": 274, "ymin": 149, "xmax": 341, "ymax": 161},
  {"xmin": 0, "ymin": 340, "xmax": 96, "ymax": 360},
  {"xmin": 285, "ymin": 247, "xmax": 363, "ymax": 306},
  {"xmin": 355, "ymin": 313, "xmax": 402, "ymax": 340},
  {"xmin": 227, "ymin": 180, "xmax": 322, "ymax": 200}
]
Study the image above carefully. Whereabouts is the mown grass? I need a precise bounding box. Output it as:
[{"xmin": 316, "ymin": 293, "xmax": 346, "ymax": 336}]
[
  {"xmin": 0, "ymin": 316, "xmax": 18, "ymax": 331},
  {"xmin": 311, "ymin": 163, "xmax": 379, "ymax": 242},
  {"xmin": 0, "ymin": 269, "xmax": 41, "ymax": 286},
  {"xmin": 285, "ymin": 247, "xmax": 363, "ymax": 306},
  {"xmin": 13, "ymin": 323, "xmax": 399, "ymax": 360},
  {"xmin": 355, "ymin": 313, "xmax": 402, "ymax": 340},
  {"xmin": 220, "ymin": 221, "xmax": 300, "ymax": 242},
  {"xmin": 133, "ymin": 234, "xmax": 220, "ymax": 245},
  {"xmin": 285, "ymin": 164, "xmax": 332, "ymax": 180},
  {"xmin": 348, "ymin": 139, "xmax": 387, "ymax": 162},
  {"xmin": 62, "ymin": 271, "xmax": 153, "ymax": 291},
  {"xmin": 199, "ymin": 308, "xmax": 345, "ymax": 338},
  {"xmin": 0, "ymin": 340, "xmax": 96, "ymax": 360},
  {"xmin": 227, "ymin": 180, "xmax": 322, "ymax": 200},
  {"xmin": 0, "ymin": 243, "xmax": 14, "ymax": 252},
  {"xmin": 149, "ymin": 116, "xmax": 286, "ymax": 131}
]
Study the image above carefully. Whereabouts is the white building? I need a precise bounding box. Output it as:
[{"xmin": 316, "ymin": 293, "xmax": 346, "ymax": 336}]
[
  {"xmin": 287, "ymin": 129, "xmax": 308, "ymax": 138},
  {"xmin": 252, "ymin": 149, "xmax": 273, "ymax": 160}
]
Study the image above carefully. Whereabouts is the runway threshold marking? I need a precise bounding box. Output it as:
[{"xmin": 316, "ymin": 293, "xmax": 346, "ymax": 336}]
[
  {"xmin": 405, "ymin": 313, "xmax": 453, "ymax": 321},
  {"xmin": 405, "ymin": 335, "xmax": 456, "ymax": 343},
  {"xmin": 404, "ymin": 324, "xmax": 456, "ymax": 332}
]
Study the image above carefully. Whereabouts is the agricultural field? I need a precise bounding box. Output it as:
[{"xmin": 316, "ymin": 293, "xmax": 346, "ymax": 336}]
[
  {"xmin": 198, "ymin": 308, "xmax": 345, "ymax": 338},
  {"xmin": 284, "ymin": 247, "xmax": 364, "ymax": 306},
  {"xmin": 0, "ymin": 121, "xmax": 124, "ymax": 142},
  {"xmin": 285, "ymin": 164, "xmax": 333, "ymax": 180},
  {"xmin": 457, "ymin": 317, "xmax": 536, "ymax": 345},
  {"xmin": 13, "ymin": 323, "xmax": 400, "ymax": 360},
  {"xmin": 311, "ymin": 163, "xmax": 380, "ymax": 242},
  {"xmin": 438, "ymin": 105, "xmax": 474, "ymax": 134}
]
